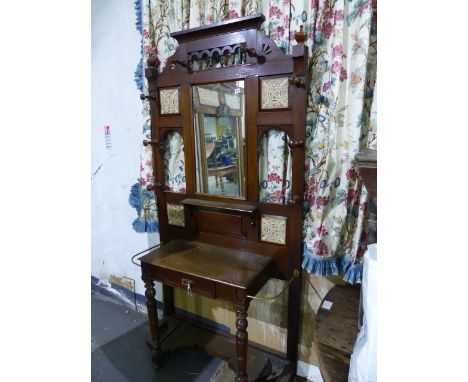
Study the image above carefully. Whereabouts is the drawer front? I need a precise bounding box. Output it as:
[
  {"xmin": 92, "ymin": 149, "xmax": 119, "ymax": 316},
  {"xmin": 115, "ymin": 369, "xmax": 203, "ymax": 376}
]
[
  {"xmin": 159, "ymin": 268, "xmax": 216, "ymax": 298},
  {"xmin": 215, "ymin": 282, "xmax": 237, "ymax": 303}
]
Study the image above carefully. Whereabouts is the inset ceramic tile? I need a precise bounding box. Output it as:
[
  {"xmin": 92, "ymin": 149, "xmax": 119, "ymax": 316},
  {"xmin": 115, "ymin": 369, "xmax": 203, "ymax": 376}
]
[
  {"xmin": 167, "ymin": 203, "xmax": 185, "ymax": 227},
  {"xmin": 261, "ymin": 215, "xmax": 287, "ymax": 244},
  {"xmin": 261, "ymin": 77, "xmax": 288, "ymax": 109},
  {"xmin": 160, "ymin": 88, "xmax": 179, "ymax": 114}
]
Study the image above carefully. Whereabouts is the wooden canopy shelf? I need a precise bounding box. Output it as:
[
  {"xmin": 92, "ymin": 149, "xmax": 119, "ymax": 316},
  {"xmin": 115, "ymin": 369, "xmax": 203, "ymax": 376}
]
[{"xmin": 181, "ymin": 198, "xmax": 258, "ymax": 216}]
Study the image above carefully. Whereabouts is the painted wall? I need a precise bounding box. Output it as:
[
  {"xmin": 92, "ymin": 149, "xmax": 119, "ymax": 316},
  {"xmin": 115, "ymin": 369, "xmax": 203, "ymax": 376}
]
[
  {"xmin": 91, "ymin": 1, "xmax": 343, "ymax": 380},
  {"xmin": 91, "ymin": 0, "xmax": 160, "ymax": 302}
]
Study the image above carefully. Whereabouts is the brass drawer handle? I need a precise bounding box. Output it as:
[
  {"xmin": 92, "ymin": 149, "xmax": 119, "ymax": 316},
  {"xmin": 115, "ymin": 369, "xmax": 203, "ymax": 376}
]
[{"xmin": 182, "ymin": 278, "xmax": 193, "ymax": 295}]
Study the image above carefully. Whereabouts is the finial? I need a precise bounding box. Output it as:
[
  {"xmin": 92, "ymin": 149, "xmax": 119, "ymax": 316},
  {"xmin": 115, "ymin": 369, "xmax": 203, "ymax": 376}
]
[
  {"xmin": 147, "ymin": 54, "xmax": 160, "ymax": 68},
  {"xmin": 294, "ymin": 25, "xmax": 307, "ymax": 44}
]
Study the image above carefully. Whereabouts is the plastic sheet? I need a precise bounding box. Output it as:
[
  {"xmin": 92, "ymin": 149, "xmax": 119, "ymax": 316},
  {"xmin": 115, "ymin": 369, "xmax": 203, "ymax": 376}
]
[{"xmin": 349, "ymin": 244, "xmax": 377, "ymax": 381}]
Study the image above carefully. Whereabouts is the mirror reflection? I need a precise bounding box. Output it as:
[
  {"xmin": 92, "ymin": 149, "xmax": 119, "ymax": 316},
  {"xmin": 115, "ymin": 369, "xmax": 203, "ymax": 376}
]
[{"xmin": 192, "ymin": 81, "xmax": 245, "ymax": 198}]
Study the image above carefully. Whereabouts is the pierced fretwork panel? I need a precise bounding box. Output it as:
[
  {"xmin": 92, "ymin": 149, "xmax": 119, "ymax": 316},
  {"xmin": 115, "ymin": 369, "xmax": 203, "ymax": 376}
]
[
  {"xmin": 188, "ymin": 44, "xmax": 246, "ymax": 71},
  {"xmin": 260, "ymin": 215, "xmax": 287, "ymax": 245},
  {"xmin": 160, "ymin": 88, "xmax": 179, "ymax": 114},
  {"xmin": 167, "ymin": 203, "xmax": 185, "ymax": 227},
  {"xmin": 260, "ymin": 77, "xmax": 289, "ymax": 109}
]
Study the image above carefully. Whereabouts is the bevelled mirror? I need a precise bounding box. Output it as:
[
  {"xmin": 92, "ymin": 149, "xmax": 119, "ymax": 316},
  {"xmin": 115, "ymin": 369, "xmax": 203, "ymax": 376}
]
[
  {"xmin": 258, "ymin": 128, "xmax": 292, "ymax": 204},
  {"xmin": 192, "ymin": 81, "xmax": 245, "ymax": 198}
]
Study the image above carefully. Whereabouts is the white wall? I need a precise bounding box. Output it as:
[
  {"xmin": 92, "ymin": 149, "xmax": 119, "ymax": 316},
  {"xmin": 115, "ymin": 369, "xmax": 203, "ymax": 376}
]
[{"xmin": 91, "ymin": 0, "xmax": 160, "ymax": 298}]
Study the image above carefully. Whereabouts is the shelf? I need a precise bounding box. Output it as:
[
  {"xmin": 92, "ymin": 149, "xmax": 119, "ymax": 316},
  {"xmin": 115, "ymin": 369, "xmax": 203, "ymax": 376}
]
[{"xmin": 180, "ymin": 198, "xmax": 258, "ymax": 216}]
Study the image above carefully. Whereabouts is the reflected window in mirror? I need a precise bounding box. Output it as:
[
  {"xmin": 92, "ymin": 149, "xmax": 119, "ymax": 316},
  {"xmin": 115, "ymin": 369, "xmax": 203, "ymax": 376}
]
[
  {"xmin": 192, "ymin": 81, "xmax": 246, "ymax": 199},
  {"xmin": 163, "ymin": 131, "xmax": 186, "ymax": 193},
  {"xmin": 259, "ymin": 129, "xmax": 292, "ymax": 204}
]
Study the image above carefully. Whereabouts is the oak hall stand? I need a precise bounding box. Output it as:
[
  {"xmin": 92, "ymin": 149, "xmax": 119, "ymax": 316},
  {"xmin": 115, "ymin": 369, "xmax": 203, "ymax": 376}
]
[{"xmin": 139, "ymin": 14, "xmax": 309, "ymax": 381}]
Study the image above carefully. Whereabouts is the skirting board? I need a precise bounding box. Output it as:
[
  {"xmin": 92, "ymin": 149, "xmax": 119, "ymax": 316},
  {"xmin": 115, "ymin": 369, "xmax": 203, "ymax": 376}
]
[{"xmin": 296, "ymin": 360, "xmax": 324, "ymax": 382}]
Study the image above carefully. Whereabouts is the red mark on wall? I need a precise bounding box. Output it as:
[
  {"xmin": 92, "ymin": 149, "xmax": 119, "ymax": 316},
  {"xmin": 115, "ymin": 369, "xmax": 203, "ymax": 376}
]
[{"xmin": 104, "ymin": 125, "xmax": 112, "ymax": 149}]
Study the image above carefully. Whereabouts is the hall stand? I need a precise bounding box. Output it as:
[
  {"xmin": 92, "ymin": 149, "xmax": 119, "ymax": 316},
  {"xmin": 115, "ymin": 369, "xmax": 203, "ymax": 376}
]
[{"xmin": 136, "ymin": 14, "xmax": 310, "ymax": 382}]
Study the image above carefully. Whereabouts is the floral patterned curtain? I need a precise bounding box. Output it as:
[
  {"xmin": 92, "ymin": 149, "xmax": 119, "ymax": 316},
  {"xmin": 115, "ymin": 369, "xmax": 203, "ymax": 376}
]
[
  {"xmin": 259, "ymin": 129, "xmax": 292, "ymax": 204},
  {"xmin": 163, "ymin": 132, "xmax": 186, "ymax": 192},
  {"xmin": 299, "ymin": 0, "xmax": 377, "ymax": 283},
  {"xmin": 130, "ymin": 0, "xmax": 377, "ymax": 283}
]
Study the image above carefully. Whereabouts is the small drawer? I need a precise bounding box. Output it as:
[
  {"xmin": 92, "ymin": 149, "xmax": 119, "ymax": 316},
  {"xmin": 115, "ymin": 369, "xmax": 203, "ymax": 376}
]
[
  {"xmin": 215, "ymin": 283, "xmax": 237, "ymax": 303},
  {"xmin": 163, "ymin": 269, "xmax": 216, "ymax": 298}
]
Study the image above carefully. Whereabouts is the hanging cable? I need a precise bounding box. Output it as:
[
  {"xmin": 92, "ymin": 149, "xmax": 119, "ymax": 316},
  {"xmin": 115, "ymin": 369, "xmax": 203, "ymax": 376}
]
[
  {"xmin": 130, "ymin": 243, "xmax": 161, "ymax": 267},
  {"xmin": 306, "ymin": 276, "xmax": 325, "ymax": 300},
  {"xmin": 247, "ymin": 269, "xmax": 300, "ymax": 301}
]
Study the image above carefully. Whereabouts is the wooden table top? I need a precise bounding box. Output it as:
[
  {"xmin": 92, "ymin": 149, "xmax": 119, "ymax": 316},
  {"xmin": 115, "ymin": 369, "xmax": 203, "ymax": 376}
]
[
  {"xmin": 140, "ymin": 239, "xmax": 273, "ymax": 289},
  {"xmin": 314, "ymin": 285, "xmax": 360, "ymax": 354}
]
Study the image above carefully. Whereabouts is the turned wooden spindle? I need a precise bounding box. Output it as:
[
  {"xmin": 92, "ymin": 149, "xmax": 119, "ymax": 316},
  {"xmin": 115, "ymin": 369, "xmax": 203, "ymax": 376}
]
[
  {"xmin": 146, "ymin": 54, "xmax": 160, "ymax": 68},
  {"xmin": 294, "ymin": 25, "xmax": 307, "ymax": 44},
  {"xmin": 235, "ymin": 306, "xmax": 249, "ymax": 382},
  {"xmin": 143, "ymin": 278, "xmax": 162, "ymax": 368}
]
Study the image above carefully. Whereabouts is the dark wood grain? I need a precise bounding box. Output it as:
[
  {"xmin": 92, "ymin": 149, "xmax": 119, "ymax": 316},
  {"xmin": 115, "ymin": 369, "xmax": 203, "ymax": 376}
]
[
  {"xmin": 235, "ymin": 305, "xmax": 249, "ymax": 382},
  {"xmin": 141, "ymin": 14, "xmax": 309, "ymax": 379},
  {"xmin": 170, "ymin": 14, "xmax": 265, "ymax": 43},
  {"xmin": 142, "ymin": 278, "xmax": 162, "ymax": 368},
  {"xmin": 181, "ymin": 198, "xmax": 257, "ymax": 215},
  {"xmin": 140, "ymin": 239, "xmax": 272, "ymax": 289},
  {"xmin": 314, "ymin": 285, "xmax": 361, "ymax": 382}
]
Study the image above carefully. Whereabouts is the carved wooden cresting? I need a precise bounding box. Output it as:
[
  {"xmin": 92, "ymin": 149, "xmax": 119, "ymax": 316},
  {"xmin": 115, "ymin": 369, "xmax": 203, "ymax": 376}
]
[{"xmin": 139, "ymin": 14, "xmax": 309, "ymax": 381}]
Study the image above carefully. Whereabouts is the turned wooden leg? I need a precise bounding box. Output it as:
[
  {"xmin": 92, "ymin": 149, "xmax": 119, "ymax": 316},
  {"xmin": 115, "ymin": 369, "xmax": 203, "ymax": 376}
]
[
  {"xmin": 143, "ymin": 278, "xmax": 162, "ymax": 369},
  {"xmin": 235, "ymin": 305, "xmax": 249, "ymax": 382}
]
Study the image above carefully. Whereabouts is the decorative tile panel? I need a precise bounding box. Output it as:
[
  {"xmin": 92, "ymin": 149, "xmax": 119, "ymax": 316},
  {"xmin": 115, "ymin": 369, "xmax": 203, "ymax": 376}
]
[
  {"xmin": 261, "ymin": 77, "xmax": 289, "ymax": 109},
  {"xmin": 160, "ymin": 88, "xmax": 179, "ymax": 114},
  {"xmin": 167, "ymin": 203, "xmax": 185, "ymax": 227},
  {"xmin": 261, "ymin": 215, "xmax": 287, "ymax": 245}
]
